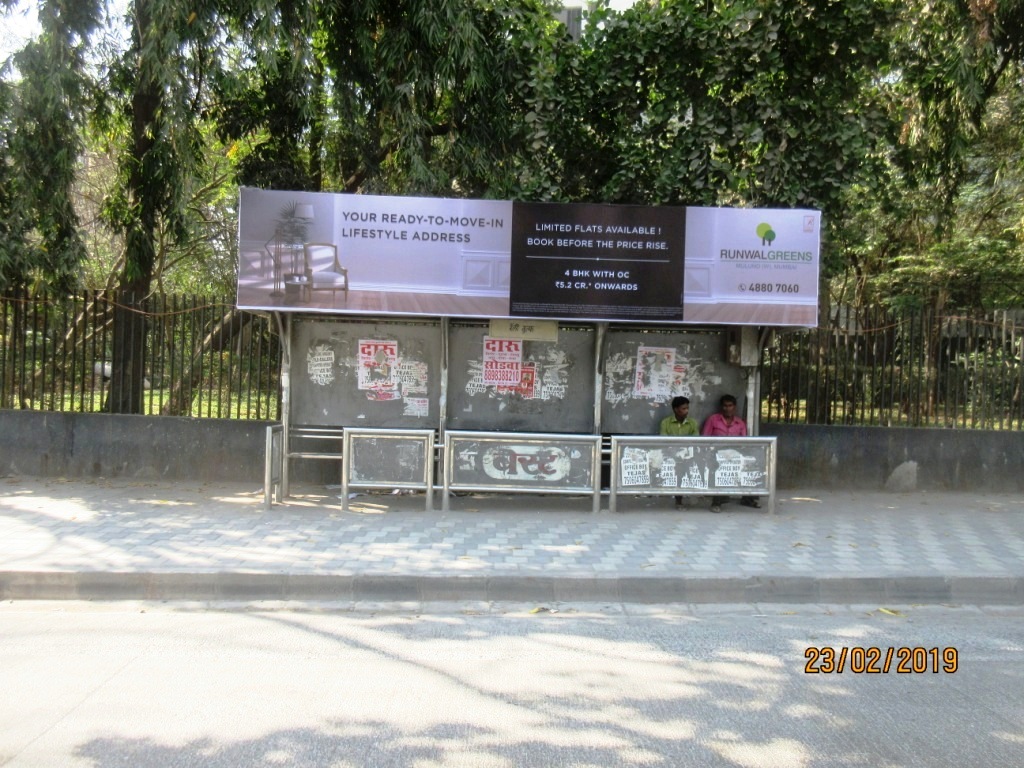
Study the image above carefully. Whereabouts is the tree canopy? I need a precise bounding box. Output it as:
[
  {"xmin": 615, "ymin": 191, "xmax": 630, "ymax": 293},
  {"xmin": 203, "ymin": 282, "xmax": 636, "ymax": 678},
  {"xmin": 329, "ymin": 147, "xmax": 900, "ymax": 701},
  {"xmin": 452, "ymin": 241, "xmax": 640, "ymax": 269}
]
[{"xmin": 2, "ymin": 0, "xmax": 1024, "ymax": 409}]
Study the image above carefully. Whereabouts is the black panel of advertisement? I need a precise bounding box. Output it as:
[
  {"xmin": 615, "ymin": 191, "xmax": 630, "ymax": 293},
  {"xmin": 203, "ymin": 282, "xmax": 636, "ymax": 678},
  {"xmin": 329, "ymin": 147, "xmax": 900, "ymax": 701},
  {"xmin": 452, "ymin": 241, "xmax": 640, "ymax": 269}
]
[{"xmin": 508, "ymin": 202, "xmax": 686, "ymax": 321}]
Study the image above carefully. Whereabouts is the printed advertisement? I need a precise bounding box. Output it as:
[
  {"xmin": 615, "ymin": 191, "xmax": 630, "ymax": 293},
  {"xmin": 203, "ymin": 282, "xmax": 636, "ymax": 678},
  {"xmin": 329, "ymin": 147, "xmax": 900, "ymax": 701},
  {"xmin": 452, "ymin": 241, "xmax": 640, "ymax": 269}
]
[
  {"xmin": 633, "ymin": 346, "xmax": 676, "ymax": 399},
  {"xmin": 614, "ymin": 441, "xmax": 769, "ymax": 492},
  {"xmin": 402, "ymin": 397, "xmax": 430, "ymax": 418},
  {"xmin": 357, "ymin": 339, "xmax": 398, "ymax": 397},
  {"xmin": 306, "ymin": 344, "xmax": 335, "ymax": 387},
  {"xmin": 496, "ymin": 363, "xmax": 537, "ymax": 398},
  {"xmin": 508, "ymin": 201, "xmax": 686, "ymax": 322},
  {"xmin": 683, "ymin": 207, "xmax": 821, "ymax": 326},
  {"xmin": 620, "ymin": 449, "xmax": 652, "ymax": 487},
  {"xmin": 237, "ymin": 187, "xmax": 820, "ymax": 326},
  {"xmin": 449, "ymin": 436, "xmax": 598, "ymax": 490},
  {"xmin": 482, "ymin": 337, "xmax": 523, "ymax": 386}
]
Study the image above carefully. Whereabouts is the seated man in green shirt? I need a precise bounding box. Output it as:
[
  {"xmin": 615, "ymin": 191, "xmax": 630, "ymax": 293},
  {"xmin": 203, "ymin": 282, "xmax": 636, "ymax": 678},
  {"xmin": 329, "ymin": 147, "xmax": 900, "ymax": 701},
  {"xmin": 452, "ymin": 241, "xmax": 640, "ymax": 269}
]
[
  {"xmin": 660, "ymin": 396, "xmax": 698, "ymax": 509},
  {"xmin": 660, "ymin": 396, "xmax": 699, "ymax": 436}
]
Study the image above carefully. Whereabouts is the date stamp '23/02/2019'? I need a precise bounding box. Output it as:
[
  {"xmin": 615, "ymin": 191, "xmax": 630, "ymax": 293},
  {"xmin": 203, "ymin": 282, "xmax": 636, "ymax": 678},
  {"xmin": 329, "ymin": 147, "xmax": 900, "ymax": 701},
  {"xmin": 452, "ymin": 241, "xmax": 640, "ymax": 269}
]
[{"xmin": 804, "ymin": 646, "xmax": 959, "ymax": 674}]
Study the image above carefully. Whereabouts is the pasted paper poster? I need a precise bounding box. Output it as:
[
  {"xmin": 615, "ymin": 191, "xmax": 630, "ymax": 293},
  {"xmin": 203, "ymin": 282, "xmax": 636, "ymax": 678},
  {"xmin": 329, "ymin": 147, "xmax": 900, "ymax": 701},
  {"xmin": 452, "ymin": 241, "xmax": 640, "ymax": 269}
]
[
  {"xmin": 497, "ymin": 362, "xmax": 536, "ymax": 398},
  {"xmin": 714, "ymin": 449, "xmax": 744, "ymax": 487},
  {"xmin": 357, "ymin": 339, "xmax": 399, "ymax": 397},
  {"xmin": 633, "ymin": 346, "xmax": 676, "ymax": 399},
  {"xmin": 397, "ymin": 360, "xmax": 429, "ymax": 395},
  {"xmin": 306, "ymin": 344, "xmax": 335, "ymax": 386},
  {"xmin": 403, "ymin": 397, "xmax": 429, "ymax": 418},
  {"xmin": 620, "ymin": 448, "xmax": 652, "ymax": 487},
  {"xmin": 482, "ymin": 336, "xmax": 523, "ymax": 386}
]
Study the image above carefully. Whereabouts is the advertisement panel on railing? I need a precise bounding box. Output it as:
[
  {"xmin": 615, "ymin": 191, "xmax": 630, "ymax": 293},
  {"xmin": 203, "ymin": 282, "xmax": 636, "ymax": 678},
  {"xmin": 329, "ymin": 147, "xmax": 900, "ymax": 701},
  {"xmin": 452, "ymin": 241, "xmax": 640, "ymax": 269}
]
[{"xmin": 236, "ymin": 187, "xmax": 820, "ymax": 326}]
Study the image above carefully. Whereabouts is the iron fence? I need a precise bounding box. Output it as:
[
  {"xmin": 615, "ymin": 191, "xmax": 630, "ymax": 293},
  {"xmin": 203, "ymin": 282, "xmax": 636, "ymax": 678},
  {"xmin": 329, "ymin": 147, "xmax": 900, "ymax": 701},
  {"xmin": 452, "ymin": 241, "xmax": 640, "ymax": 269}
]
[
  {"xmin": 0, "ymin": 291, "xmax": 281, "ymax": 419},
  {"xmin": 761, "ymin": 307, "xmax": 1024, "ymax": 429},
  {"xmin": 5, "ymin": 293, "xmax": 1023, "ymax": 430}
]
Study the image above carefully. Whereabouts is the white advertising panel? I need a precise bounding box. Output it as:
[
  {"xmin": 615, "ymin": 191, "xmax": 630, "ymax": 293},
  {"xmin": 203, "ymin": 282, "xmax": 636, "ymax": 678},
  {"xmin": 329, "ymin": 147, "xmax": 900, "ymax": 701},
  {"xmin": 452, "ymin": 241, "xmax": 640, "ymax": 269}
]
[
  {"xmin": 683, "ymin": 207, "xmax": 820, "ymax": 326},
  {"xmin": 237, "ymin": 187, "xmax": 513, "ymax": 319}
]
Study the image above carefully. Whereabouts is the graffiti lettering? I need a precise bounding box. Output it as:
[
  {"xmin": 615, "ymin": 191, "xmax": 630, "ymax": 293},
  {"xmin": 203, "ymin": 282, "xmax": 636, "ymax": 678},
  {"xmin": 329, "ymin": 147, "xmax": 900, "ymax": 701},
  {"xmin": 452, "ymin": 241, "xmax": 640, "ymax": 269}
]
[{"xmin": 490, "ymin": 448, "xmax": 559, "ymax": 476}]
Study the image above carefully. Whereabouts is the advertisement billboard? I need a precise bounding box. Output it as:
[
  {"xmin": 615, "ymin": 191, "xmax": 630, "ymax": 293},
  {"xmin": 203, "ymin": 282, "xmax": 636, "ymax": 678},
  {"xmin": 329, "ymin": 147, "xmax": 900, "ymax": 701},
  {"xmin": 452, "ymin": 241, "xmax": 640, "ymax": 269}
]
[
  {"xmin": 682, "ymin": 207, "xmax": 820, "ymax": 325},
  {"xmin": 236, "ymin": 187, "xmax": 819, "ymax": 326},
  {"xmin": 508, "ymin": 201, "xmax": 686, "ymax": 322}
]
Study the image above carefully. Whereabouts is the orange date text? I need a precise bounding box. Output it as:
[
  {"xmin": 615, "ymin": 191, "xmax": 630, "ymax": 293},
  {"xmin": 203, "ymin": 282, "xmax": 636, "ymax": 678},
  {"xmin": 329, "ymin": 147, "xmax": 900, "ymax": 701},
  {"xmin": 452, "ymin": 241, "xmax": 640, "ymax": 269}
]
[{"xmin": 804, "ymin": 646, "xmax": 958, "ymax": 674}]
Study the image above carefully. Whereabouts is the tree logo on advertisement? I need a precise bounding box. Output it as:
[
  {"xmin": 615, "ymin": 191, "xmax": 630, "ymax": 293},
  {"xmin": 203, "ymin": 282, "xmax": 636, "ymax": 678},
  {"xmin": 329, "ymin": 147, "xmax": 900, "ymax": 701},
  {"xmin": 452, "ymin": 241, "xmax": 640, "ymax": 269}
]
[{"xmin": 756, "ymin": 222, "xmax": 777, "ymax": 246}]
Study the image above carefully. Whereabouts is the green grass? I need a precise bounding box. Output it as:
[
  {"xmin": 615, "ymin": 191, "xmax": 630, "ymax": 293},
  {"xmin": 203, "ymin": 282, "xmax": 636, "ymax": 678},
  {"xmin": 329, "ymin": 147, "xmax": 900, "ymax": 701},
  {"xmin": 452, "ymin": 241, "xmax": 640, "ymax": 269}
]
[
  {"xmin": 7, "ymin": 389, "xmax": 279, "ymax": 420},
  {"xmin": 761, "ymin": 399, "xmax": 1023, "ymax": 430}
]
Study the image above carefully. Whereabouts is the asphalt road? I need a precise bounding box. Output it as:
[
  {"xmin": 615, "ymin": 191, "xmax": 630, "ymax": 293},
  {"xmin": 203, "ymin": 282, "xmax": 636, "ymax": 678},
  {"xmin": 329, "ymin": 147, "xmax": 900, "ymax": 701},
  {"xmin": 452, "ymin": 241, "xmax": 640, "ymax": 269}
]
[{"xmin": 2, "ymin": 601, "xmax": 1022, "ymax": 767}]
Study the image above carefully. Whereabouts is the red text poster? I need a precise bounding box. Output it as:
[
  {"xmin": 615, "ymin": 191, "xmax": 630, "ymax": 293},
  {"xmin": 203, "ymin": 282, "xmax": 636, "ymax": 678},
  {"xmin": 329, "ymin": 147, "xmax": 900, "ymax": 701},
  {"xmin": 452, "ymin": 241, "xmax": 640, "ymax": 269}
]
[{"xmin": 482, "ymin": 337, "xmax": 523, "ymax": 386}]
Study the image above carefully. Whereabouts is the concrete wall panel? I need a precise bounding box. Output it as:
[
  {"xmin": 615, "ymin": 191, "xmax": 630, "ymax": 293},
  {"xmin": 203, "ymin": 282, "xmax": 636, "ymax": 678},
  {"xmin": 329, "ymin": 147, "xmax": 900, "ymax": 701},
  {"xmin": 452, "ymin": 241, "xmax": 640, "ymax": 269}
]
[{"xmin": 3, "ymin": 411, "xmax": 1023, "ymax": 491}]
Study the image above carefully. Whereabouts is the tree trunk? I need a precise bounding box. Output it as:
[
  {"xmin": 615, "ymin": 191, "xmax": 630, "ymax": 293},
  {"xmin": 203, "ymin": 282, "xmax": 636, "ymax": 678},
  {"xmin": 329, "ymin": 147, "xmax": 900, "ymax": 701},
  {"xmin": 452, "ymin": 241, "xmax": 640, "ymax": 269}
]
[
  {"xmin": 106, "ymin": 0, "xmax": 159, "ymax": 414},
  {"xmin": 105, "ymin": 282, "xmax": 149, "ymax": 414},
  {"xmin": 1, "ymin": 289, "xmax": 29, "ymax": 409},
  {"xmin": 805, "ymin": 277, "xmax": 832, "ymax": 424}
]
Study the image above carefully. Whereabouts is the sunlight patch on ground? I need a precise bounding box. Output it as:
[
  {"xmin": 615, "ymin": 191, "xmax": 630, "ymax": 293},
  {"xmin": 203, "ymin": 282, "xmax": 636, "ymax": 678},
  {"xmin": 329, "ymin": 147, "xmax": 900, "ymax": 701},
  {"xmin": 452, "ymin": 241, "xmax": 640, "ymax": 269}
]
[
  {"xmin": 710, "ymin": 737, "xmax": 812, "ymax": 768},
  {"xmin": 1, "ymin": 495, "xmax": 98, "ymax": 521}
]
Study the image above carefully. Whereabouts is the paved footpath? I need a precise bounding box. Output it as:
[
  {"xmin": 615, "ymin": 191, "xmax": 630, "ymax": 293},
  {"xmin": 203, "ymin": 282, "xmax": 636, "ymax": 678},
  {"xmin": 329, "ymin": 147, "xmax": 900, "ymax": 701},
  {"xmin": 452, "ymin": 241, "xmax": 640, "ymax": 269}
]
[{"xmin": 1, "ymin": 476, "xmax": 1023, "ymax": 604}]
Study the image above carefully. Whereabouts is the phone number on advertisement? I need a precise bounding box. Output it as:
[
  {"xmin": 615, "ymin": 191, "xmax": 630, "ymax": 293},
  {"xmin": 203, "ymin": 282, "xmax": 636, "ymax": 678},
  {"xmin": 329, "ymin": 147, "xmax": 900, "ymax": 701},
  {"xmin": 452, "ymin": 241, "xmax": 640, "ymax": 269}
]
[
  {"xmin": 804, "ymin": 646, "xmax": 959, "ymax": 674},
  {"xmin": 739, "ymin": 283, "xmax": 801, "ymax": 293}
]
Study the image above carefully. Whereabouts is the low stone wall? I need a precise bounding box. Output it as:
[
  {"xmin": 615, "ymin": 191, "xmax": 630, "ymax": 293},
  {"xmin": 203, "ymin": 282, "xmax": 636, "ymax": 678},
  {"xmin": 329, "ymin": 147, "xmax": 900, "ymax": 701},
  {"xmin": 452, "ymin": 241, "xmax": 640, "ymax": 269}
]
[
  {"xmin": 0, "ymin": 411, "xmax": 273, "ymax": 483},
  {"xmin": 2, "ymin": 411, "xmax": 1023, "ymax": 491},
  {"xmin": 762, "ymin": 423, "xmax": 1024, "ymax": 492}
]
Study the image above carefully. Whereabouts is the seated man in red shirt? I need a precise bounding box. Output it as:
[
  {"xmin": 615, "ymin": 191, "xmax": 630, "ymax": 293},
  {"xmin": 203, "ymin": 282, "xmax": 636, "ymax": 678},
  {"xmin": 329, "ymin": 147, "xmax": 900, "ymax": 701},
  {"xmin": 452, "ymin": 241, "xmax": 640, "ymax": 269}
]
[{"xmin": 701, "ymin": 393, "xmax": 760, "ymax": 512}]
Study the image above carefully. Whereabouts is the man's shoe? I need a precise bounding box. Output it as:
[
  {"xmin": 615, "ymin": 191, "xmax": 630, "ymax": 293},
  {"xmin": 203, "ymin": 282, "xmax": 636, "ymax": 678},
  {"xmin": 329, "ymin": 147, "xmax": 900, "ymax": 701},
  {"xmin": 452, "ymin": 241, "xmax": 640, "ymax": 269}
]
[
  {"xmin": 710, "ymin": 503, "xmax": 722, "ymax": 513},
  {"xmin": 740, "ymin": 497, "xmax": 761, "ymax": 509}
]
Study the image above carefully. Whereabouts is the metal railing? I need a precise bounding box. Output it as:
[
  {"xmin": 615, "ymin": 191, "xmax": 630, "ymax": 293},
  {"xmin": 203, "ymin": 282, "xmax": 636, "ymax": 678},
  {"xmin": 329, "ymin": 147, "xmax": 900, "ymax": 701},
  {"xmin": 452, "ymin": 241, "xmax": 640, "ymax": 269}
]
[
  {"xmin": 0, "ymin": 291, "xmax": 281, "ymax": 419},
  {"xmin": 761, "ymin": 307, "xmax": 1024, "ymax": 429},
  {"xmin": 5, "ymin": 292, "xmax": 1022, "ymax": 430}
]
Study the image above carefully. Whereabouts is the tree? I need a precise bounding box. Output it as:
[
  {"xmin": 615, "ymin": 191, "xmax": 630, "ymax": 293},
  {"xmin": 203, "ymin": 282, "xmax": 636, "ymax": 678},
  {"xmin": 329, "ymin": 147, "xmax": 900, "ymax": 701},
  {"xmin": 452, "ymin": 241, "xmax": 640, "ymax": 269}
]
[
  {"xmin": 6, "ymin": 0, "xmax": 1024, "ymax": 422},
  {"xmin": 824, "ymin": 0, "xmax": 1024, "ymax": 421},
  {"xmin": 540, "ymin": 0, "xmax": 896, "ymax": 218},
  {"xmin": 872, "ymin": 74, "xmax": 1024, "ymax": 313},
  {"xmin": 1, "ymin": 1, "xmax": 99, "ymax": 410},
  {"xmin": 0, "ymin": 77, "xmax": 34, "ymax": 293},
  {"xmin": 90, "ymin": 0, "xmax": 284, "ymax": 413},
  {"xmin": 210, "ymin": 0, "xmax": 320, "ymax": 191},
  {"xmin": 0, "ymin": 0, "xmax": 96, "ymax": 294},
  {"xmin": 315, "ymin": 0, "xmax": 567, "ymax": 197},
  {"xmin": 836, "ymin": 0, "xmax": 1024, "ymax": 313}
]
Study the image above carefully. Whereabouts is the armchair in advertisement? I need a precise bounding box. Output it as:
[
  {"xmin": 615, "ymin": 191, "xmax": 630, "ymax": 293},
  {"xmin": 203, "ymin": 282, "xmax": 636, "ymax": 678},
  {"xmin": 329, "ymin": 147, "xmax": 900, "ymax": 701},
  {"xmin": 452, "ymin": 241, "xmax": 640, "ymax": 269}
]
[{"xmin": 303, "ymin": 243, "xmax": 349, "ymax": 302}]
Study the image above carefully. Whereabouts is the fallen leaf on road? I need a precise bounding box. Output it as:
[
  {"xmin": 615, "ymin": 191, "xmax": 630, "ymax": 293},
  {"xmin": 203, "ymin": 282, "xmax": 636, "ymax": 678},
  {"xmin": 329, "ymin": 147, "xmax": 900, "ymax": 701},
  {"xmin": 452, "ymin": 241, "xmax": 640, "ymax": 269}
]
[{"xmin": 878, "ymin": 607, "xmax": 904, "ymax": 617}]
